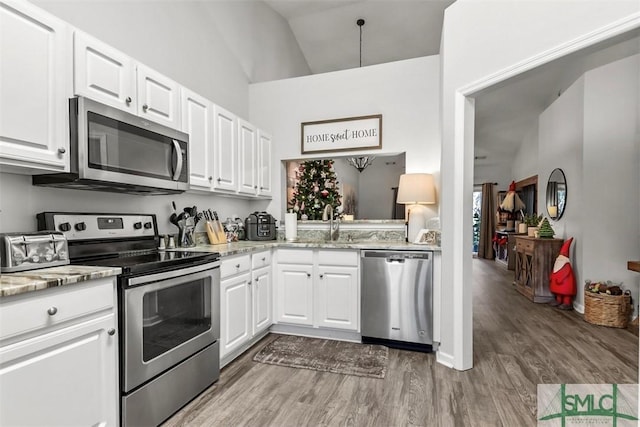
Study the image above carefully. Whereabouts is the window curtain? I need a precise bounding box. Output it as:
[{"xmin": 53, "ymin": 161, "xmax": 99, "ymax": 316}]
[{"xmin": 478, "ymin": 182, "xmax": 496, "ymax": 259}]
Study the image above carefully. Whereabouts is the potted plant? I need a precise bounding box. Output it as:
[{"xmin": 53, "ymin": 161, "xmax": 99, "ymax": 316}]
[{"xmin": 525, "ymin": 214, "xmax": 543, "ymax": 237}]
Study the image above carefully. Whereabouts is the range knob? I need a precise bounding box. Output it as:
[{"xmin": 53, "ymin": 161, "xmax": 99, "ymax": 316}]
[
  {"xmin": 134, "ymin": 222, "xmax": 143, "ymax": 230},
  {"xmin": 144, "ymin": 222, "xmax": 153, "ymax": 229},
  {"xmin": 74, "ymin": 222, "xmax": 86, "ymax": 231},
  {"xmin": 59, "ymin": 222, "xmax": 71, "ymax": 232}
]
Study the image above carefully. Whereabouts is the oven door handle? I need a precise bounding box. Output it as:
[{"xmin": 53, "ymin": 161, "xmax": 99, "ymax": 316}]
[{"xmin": 127, "ymin": 260, "xmax": 220, "ymax": 287}]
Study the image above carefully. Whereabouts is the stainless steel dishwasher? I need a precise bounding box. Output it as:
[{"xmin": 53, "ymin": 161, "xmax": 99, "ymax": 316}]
[{"xmin": 361, "ymin": 250, "xmax": 433, "ymax": 352}]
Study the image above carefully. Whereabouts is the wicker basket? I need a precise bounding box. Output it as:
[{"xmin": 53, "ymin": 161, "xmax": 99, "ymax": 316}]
[{"xmin": 584, "ymin": 290, "xmax": 632, "ymax": 328}]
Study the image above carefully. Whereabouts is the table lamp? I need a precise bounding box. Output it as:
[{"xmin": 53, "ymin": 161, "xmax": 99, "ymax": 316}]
[{"xmin": 396, "ymin": 173, "xmax": 436, "ymax": 242}]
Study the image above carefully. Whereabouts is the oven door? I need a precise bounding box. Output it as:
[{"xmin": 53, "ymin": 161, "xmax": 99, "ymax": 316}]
[{"xmin": 122, "ymin": 262, "xmax": 220, "ymax": 392}]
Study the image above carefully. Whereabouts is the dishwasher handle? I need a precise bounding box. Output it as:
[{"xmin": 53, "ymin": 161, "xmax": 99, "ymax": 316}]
[{"xmin": 362, "ymin": 251, "xmax": 430, "ymax": 261}]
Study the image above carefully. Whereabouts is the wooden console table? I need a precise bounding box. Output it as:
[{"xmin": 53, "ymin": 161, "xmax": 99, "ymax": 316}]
[{"xmin": 514, "ymin": 236, "xmax": 563, "ymax": 303}]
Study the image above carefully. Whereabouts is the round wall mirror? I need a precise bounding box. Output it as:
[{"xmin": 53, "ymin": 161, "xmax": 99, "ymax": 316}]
[{"xmin": 546, "ymin": 168, "xmax": 567, "ymax": 220}]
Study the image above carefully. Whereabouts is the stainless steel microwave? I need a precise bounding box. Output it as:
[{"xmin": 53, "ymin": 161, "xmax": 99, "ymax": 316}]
[{"xmin": 33, "ymin": 97, "xmax": 189, "ymax": 195}]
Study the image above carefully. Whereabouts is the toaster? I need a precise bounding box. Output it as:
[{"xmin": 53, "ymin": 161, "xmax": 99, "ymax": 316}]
[
  {"xmin": 0, "ymin": 232, "xmax": 69, "ymax": 273},
  {"xmin": 245, "ymin": 212, "xmax": 277, "ymax": 241}
]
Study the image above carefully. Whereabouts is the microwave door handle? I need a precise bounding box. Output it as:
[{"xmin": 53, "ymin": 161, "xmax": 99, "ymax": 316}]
[{"xmin": 171, "ymin": 139, "xmax": 183, "ymax": 181}]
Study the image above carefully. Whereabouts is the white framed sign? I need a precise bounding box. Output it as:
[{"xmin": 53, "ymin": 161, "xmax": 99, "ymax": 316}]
[{"xmin": 301, "ymin": 114, "xmax": 382, "ymax": 154}]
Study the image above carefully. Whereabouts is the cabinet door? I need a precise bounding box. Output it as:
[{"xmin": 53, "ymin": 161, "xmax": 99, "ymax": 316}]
[
  {"xmin": 276, "ymin": 264, "xmax": 313, "ymax": 325},
  {"xmin": 0, "ymin": 1, "xmax": 69, "ymax": 171},
  {"xmin": 181, "ymin": 88, "xmax": 213, "ymax": 190},
  {"xmin": 252, "ymin": 266, "xmax": 272, "ymax": 335},
  {"xmin": 212, "ymin": 104, "xmax": 237, "ymax": 192},
  {"xmin": 316, "ymin": 266, "xmax": 359, "ymax": 330},
  {"xmin": 257, "ymin": 130, "xmax": 272, "ymax": 197},
  {"xmin": 74, "ymin": 30, "xmax": 136, "ymax": 113},
  {"xmin": 0, "ymin": 314, "xmax": 118, "ymax": 427},
  {"xmin": 220, "ymin": 273, "xmax": 251, "ymax": 358},
  {"xmin": 237, "ymin": 119, "xmax": 256, "ymax": 195},
  {"xmin": 136, "ymin": 63, "xmax": 180, "ymax": 128}
]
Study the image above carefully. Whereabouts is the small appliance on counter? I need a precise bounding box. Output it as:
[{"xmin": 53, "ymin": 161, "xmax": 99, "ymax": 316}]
[
  {"xmin": 0, "ymin": 231, "xmax": 69, "ymax": 273},
  {"xmin": 245, "ymin": 211, "xmax": 277, "ymax": 241}
]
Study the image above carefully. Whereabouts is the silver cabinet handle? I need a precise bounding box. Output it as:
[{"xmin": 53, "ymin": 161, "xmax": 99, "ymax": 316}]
[
  {"xmin": 57, "ymin": 147, "xmax": 66, "ymax": 154},
  {"xmin": 262, "ymin": 257, "xmax": 266, "ymax": 262},
  {"xmin": 125, "ymin": 96, "xmax": 132, "ymax": 105},
  {"xmin": 217, "ymin": 177, "xmax": 222, "ymax": 182},
  {"xmin": 306, "ymin": 273, "xmax": 311, "ymax": 278},
  {"xmin": 248, "ymin": 280, "xmax": 252, "ymax": 286},
  {"xmin": 319, "ymin": 274, "xmax": 324, "ymax": 279},
  {"xmin": 142, "ymin": 104, "xmax": 149, "ymax": 112},
  {"xmin": 107, "ymin": 328, "xmax": 116, "ymax": 336},
  {"xmin": 254, "ymin": 185, "xmax": 258, "ymax": 189},
  {"xmin": 209, "ymin": 176, "xmax": 213, "ymax": 181},
  {"xmin": 47, "ymin": 307, "xmax": 58, "ymax": 316},
  {"xmin": 235, "ymin": 264, "xmax": 240, "ymax": 268}
]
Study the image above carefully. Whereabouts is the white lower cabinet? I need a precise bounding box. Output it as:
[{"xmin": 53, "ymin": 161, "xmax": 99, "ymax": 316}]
[
  {"xmin": 220, "ymin": 251, "xmax": 272, "ymax": 365},
  {"xmin": 275, "ymin": 249, "xmax": 360, "ymax": 332},
  {"xmin": 275, "ymin": 263, "xmax": 314, "ymax": 325},
  {"xmin": 0, "ymin": 277, "xmax": 118, "ymax": 427}
]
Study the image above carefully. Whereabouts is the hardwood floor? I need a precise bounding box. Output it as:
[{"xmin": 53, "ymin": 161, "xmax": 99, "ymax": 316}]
[{"xmin": 164, "ymin": 258, "xmax": 638, "ymax": 426}]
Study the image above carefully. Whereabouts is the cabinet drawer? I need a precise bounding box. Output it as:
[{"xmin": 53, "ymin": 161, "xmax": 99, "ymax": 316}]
[
  {"xmin": 318, "ymin": 250, "xmax": 358, "ymax": 267},
  {"xmin": 277, "ymin": 249, "xmax": 313, "ymax": 264},
  {"xmin": 516, "ymin": 239, "xmax": 534, "ymax": 253},
  {"xmin": 221, "ymin": 254, "xmax": 251, "ymax": 279},
  {"xmin": 0, "ymin": 278, "xmax": 114, "ymax": 341},
  {"xmin": 252, "ymin": 250, "xmax": 271, "ymax": 270}
]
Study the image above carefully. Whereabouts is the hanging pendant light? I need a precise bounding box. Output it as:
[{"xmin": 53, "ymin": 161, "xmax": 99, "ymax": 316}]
[
  {"xmin": 348, "ymin": 156, "xmax": 375, "ymax": 173},
  {"xmin": 357, "ymin": 18, "xmax": 365, "ymax": 67}
]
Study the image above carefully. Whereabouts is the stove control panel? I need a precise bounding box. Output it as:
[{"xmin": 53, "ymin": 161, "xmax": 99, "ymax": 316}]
[{"xmin": 37, "ymin": 213, "xmax": 157, "ymax": 241}]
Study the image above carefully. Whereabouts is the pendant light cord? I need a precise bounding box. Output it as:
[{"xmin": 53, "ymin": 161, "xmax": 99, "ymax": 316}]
[{"xmin": 357, "ymin": 19, "xmax": 365, "ymax": 68}]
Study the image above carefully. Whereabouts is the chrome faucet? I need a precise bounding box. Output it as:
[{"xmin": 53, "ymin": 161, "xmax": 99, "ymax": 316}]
[{"xmin": 323, "ymin": 204, "xmax": 340, "ymax": 241}]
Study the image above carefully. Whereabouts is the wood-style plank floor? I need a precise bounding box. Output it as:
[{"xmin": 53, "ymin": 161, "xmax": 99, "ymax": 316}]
[{"xmin": 164, "ymin": 258, "xmax": 638, "ymax": 426}]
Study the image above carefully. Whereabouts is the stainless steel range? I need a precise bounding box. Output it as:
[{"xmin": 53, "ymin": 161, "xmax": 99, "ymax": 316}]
[{"xmin": 37, "ymin": 212, "xmax": 220, "ymax": 427}]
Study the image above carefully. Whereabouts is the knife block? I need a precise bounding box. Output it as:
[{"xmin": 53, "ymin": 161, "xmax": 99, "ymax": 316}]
[{"xmin": 206, "ymin": 221, "xmax": 225, "ymax": 244}]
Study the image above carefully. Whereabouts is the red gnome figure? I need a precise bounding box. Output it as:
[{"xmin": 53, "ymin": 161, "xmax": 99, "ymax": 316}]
[{"xmin": 549, "ymin": 237, "xmax": 576, "ymax": 310}]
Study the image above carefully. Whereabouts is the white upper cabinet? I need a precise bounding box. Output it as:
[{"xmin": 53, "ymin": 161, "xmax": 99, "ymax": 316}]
[
  {"xmin": 74, "ymin": 31, "xmax": 180, "ymax": 129},
  {"xmin": 213, "ymin": 104, "xmax": 238, "ymax": 192},
  {"xmin": 181, "ymin": 88, "xmax": 213, "ymax": 190},
  {"xmin": 257, "ymin": 130, "xmax": 273, "ymax": 197},
  {"xmin": 74, "ymin": 30, "xmax": 136, "ymax": 113},
  {"xmin": 137, "ymin": 64, "xmax": 180, "ymax": 129},
  {"xmin": 0, "ymin": 1, "xmax": 70, "ymax": 172},
  {"xmin": 237, "ymin": 119, "xmax": 257, "ymax": 196}
]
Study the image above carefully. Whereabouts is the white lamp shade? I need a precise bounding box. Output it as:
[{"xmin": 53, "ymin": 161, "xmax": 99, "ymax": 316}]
[{"xmin": 397, "ymin": 173, "xmax": 436, "ymax": 205}]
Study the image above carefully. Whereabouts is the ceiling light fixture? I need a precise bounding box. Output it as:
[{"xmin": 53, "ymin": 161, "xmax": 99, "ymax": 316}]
[
  {"xmin": 348, "ymin": 156, "xmax": 375, "ymax": 172},
  {"xmin": 357, "ymin": 18, "xmax": 365, "ymax": 67}
]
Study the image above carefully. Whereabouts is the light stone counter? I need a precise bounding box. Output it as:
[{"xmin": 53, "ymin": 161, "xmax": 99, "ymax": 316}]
[
  {"xmin": 0, "ymin": 265, "xmax": 122, "ymax": 298},
  {"xmin": 173, "ymin": 240, "xmax": 440, "ymax": 257}
]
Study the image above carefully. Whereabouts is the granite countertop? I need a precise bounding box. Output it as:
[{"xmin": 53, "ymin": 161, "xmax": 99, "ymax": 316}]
[
  {"xmin": 175, "ymin": 240, "xmax": 441, "ymax": 257},
  {"xmin": 0, "ymin": 265, "xmax": 122, "ymax": 298}
]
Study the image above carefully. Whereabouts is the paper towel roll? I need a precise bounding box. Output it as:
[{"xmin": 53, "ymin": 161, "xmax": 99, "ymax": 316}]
[{"xmin": 285, "ymin": 213, "xmax": 297, "ymax": 241}]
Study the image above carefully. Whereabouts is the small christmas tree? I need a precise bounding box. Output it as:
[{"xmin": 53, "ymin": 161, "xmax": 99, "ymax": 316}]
[
  {"xmin": 289, "ymin": 159, "xmax": 342, "ymax": 220},
  {"xmin": 538, "ymin": 217, "xmax": 555, "ymax": 238}
]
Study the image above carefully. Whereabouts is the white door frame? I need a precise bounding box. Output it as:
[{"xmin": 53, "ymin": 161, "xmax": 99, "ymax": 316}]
[{"xmin": 450, "ymin": 12, "xmax": 640, "ymax": 371}]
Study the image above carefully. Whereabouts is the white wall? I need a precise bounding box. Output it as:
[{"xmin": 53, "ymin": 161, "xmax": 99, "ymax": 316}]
[
  {"xmin": 511, "ymin": 124, "xmax": 539, "ymax": 182},
  {"xmin": 538, "ymin": 76, "xmax": 586, "ymax": 308},
  {"xmin": 440, "ymin": 0, "xmax": 640, "ymax": 370},
  {"xmin": 0, "ymin": 172, "xmax": 264, "ymax": 235},
  {"xmin": 581, "ymin": 54, "xmax": 640, "ymax": 314},
  {"xmin": 249, "ymin": 56, "xmax": 441, "ymax": 220},
  {"xmin": 32, "ymin": 0, "xmax": 310, "ymax": 117}
]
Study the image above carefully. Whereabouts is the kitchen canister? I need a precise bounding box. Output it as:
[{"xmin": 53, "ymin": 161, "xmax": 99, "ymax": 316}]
[{"xmin": 285, "ymin": 212, "xmax": 298, "ymax": 241}]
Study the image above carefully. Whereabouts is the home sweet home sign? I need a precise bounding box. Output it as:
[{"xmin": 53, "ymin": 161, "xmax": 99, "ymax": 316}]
[{"xmin": 301, "ymin": 114, "xmax": 382, "ymax": 154}]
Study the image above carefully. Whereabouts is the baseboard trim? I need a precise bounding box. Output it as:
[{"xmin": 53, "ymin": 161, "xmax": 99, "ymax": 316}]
[
  {"xmin": 269, "ymin": 324, "xmax": 361, "ymax": 343},
  {"xmin": 436, "ymin": 350, "xmax": 455, "ymax": 368},
  {"xmin": 573, "ymin": 302, "xmax": 585, "ymax": 314}
]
